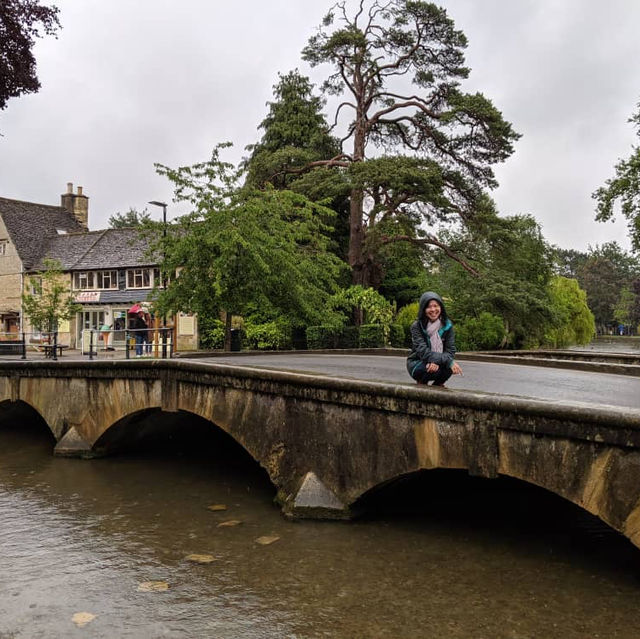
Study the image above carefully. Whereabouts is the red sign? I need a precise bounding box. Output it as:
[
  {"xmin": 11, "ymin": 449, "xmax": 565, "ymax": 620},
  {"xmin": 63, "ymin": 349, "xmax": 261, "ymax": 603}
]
[{"xmin": 75, "ymin": 292, "xmax": 100, "ymax": 303}]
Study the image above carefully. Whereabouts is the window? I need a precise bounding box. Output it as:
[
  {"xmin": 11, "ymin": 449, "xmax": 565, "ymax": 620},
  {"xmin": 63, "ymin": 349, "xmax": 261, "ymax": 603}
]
[
  {"xmin": 96, "ymin": 270, "xmax": 118, "ymax": 289},
  {"xmin": 0, "ymin": 240, "xmax": 7, "ymax": 255},
  {"xmin": 73, "ymin": 271, "xmax": 95, "ymax": 290},
  {"xmin": 29, "ymin": 276, "xmax": 42, "ymax": 296},
  {"xmin": 127, "ymin": 268, "xmax": 151, "ymax": 289}
]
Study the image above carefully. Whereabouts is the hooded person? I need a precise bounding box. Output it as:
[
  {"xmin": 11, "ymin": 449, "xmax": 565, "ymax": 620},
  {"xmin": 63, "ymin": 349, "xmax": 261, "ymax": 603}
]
[{"xmin": 406, "ymin": 291, "xmax": 463, "ymax": 386}]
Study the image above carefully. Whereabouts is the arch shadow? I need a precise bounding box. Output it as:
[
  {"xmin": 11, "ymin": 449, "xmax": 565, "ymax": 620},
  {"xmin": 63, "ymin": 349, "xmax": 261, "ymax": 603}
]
[
  {"xmin": 92, "ymin": 407, "xmax": 273, "ymax": 487},
  {"xmin": 0, "ymin": 399, "xmax": 56, "ymax": 444}
]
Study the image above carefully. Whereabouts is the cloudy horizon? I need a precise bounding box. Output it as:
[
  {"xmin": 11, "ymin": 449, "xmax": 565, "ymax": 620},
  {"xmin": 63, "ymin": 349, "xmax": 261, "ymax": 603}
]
[{"xmin": 1, "ymin": 0, "xmax": 639, "ymax": 254}]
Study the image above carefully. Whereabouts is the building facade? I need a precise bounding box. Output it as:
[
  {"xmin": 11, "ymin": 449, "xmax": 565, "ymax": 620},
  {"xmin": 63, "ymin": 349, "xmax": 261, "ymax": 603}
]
[{"xmin": 0, "ymin": 184, "xmax": 198, "ymax": 350}]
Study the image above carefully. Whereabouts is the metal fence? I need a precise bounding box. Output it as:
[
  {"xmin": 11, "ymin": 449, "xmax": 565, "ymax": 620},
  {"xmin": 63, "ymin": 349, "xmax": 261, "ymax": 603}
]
[
  {"xmin": 83, "ymin": 327, "xmax": 173, "ymax": 360},
  {"xmin": 0, "ymin": 329, "xmax": 173, "ymax": 360}
]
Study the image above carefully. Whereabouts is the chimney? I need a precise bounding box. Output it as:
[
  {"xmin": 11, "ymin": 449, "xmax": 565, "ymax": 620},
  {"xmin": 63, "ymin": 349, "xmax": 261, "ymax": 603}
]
[{"xmin": 61, "ymin": 182, "xmax": 89, "ymax": 230}]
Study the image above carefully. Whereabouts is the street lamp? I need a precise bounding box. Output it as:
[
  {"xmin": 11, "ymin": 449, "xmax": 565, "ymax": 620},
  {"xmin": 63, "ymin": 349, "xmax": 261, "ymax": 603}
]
[{"xmin": 148, "ymin": 201, "xmax": 168, "ymax": 351}]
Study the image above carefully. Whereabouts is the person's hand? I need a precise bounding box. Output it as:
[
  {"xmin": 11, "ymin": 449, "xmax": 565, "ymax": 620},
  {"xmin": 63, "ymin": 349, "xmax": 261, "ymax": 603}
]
[
  {"xmin": 451, "ymin": 362, "xmax": 463, "ymax": 376},
  {"xmin": 426, "ymin": 362, "xmax": 439, "ymax": 373}
]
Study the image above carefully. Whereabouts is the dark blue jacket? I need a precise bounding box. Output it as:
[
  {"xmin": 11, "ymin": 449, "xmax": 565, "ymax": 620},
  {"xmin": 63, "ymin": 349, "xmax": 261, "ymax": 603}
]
[{"xmin": 406, "ymin": 291, "xmax": 456, "ymax": 377}]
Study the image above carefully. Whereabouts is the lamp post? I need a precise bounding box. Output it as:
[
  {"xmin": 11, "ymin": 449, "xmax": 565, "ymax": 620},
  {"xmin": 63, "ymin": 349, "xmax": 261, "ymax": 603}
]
[{"xmin": 148, "ymin": 201, "xmax": 168, "ymax": 355}]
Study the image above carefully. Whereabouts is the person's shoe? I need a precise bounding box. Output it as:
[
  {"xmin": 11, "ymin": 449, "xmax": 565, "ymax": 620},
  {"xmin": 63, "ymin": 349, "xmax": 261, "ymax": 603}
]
[{"xmin": 432, "ymin": 383, "xmax": 449, "ymax": 389}]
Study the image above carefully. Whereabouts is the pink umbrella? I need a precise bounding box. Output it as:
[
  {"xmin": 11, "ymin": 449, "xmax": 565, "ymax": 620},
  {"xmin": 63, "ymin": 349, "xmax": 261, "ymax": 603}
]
[{"xmin": 128, "ymin": 304, "xmax": 142, "ymax": 313}]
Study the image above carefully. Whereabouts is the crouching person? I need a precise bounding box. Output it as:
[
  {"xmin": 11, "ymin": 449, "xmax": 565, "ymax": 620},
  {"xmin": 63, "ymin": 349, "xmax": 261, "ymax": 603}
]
[{"xmin": 406, "ymin": 291, "xmax": 463, "ymax": 387}]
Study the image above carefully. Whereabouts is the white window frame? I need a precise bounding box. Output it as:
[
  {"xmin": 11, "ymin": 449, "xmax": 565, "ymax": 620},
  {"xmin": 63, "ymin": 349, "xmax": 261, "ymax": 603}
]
[
  {"xmin": 96, "ymin": 270, "xmax": 118, "ymax": 290},
  {"xmin": 73, "ymin": 271, "xmax": 95, "ymax": 290},
  {"xmin": 127, "ymin": 268, "xmax": 152, "ymax": 289}
]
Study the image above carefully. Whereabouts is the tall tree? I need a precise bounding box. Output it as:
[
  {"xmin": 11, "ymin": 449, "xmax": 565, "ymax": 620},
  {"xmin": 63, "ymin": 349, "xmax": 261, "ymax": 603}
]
[
  {"xmin": 0, "ymin": 0, "xmax": 60, "ymax": 111},
  {"xmin": 245, "ymin": 69, "xmax": 341, "ymax": 189},
  {"xmin": 153, "ymin": 145, "xmax": 346, "ymax": 350},
  {"xmin": 108, "ymin": 208, "xmax": 151, "ymax": 228},
  {"xmin": 593, "ymin": 101, "xmax": 640, "ymax": 252},
  {"xmin": 301, "ymin": 0, "xmax": 519, "ymax": 285}
]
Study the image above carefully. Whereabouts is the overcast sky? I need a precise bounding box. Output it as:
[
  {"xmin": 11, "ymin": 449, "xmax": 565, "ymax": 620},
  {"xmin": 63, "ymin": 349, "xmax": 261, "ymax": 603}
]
[{"xmin": 1, "ymin": 0, "xmax": 639, "ymax": 253}]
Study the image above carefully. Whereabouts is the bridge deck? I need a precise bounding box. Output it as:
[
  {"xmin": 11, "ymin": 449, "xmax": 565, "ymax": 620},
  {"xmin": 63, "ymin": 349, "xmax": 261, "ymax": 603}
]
[{"xmin": 190, "ymin": 353, "xmax": 639, "ymax": 410}]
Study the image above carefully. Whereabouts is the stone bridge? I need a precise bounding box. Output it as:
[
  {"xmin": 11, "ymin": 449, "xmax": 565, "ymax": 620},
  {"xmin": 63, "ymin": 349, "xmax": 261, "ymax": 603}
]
[{"xmin": 1, "ymin": 359, "xmax": 640, "ymax": 549}]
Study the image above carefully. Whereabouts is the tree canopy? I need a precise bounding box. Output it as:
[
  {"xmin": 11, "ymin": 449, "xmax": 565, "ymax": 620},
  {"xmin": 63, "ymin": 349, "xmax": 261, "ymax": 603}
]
[
  {"xmin": 593, "ymin": 101, "xmax": 640, "ymax": 252},
  {"xmin": 152, "ymin": 145, "xmax": 347, "ymax": 349},
  {"xmin": 0, "ymin": 0, "xmax": 60, "ymax": 111},
  {"xmin": 108, "ymin": 208, "xmax": 152, "ymax": 229},
  {"xmin": 299, "ymin": 0, "xmax": 519, "ymax": 285},
  {"xmin": 22, "ymin": 258, "xmax": 79, "ymax": 333}
]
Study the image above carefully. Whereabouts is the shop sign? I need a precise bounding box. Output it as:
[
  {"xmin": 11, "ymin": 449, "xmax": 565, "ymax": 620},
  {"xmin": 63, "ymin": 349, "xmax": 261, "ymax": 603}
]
[{"xmin": 75, "ymin": 291, "xmax": 101, "ymax": 303}]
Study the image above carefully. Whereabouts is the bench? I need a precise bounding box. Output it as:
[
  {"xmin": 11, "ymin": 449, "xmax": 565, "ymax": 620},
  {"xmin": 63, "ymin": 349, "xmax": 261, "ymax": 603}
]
[
  {"xmin": 0, "ymin": 340, "xmax": 25, "ymax": 356},
  {"xmin": 42, "ymin": 344, "xmax": 68, "ymax": 358}
]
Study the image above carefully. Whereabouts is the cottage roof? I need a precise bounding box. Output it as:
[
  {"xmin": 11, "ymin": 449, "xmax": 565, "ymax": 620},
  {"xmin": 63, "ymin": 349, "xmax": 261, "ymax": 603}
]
[
  {"xmin": 0, "ymin": 197, "xmax": 83, "ymax": 269},
  {"xmin": 40, "ymin": 227, "xmax": 160, "ymax": 271}
]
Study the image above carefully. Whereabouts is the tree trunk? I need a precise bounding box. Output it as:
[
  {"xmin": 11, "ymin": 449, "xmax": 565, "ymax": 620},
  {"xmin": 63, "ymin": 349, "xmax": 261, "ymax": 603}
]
[{"xmin": 223, "ymin": 311, "xmax": 232, "ymax": 351}]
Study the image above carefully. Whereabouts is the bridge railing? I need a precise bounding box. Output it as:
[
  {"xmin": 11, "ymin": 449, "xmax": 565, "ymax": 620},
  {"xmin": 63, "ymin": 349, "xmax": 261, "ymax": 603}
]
[
  {"xmin": 82, "ymin": 328, "xmax": 173, "ymax": 360},
  {"xmin": 0, "ymin": 331, "xmax": 71, "ymax": 360}
]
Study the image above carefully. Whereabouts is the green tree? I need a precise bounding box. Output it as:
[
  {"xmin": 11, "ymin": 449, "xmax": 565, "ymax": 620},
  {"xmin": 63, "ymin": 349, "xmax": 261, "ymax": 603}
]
[
  {"xmin": 593, "ymin": 101, "xmax": 640, "ymax": 252},
  {"xmin": 544, "ymin": 276, "xmax": 595, "ymax": 348},
  {"xmin": 574, "ymin": 242, "xmax": 640, "ymax": 331},
  {"xmin": 301, "ymin": 0, "xmax": 519, "ymax": 285},
  {"xmin": 108, "ymin": 207, "xmax": 151, "ymax": 228},
  {"xmin": 152, "ymin": 145, "xmax": 347, "ymax": 350},
  {"xmin": 435, "ymin": 212, "xmax": 555, "ymax": 348},
  {"xmin": 0, "ymin": 0, "xmax": 60, "ymax": 111},
  {"xmin": 21, "ymin": 258, "xmax": 79, "ymax": 333},
  {"xmin": 245, "ymin": 70, "xmax": 351, "ymax": 264},
  {"xmin": 245, "ymin": 70, "xmax": 341, "ymax": 189}
]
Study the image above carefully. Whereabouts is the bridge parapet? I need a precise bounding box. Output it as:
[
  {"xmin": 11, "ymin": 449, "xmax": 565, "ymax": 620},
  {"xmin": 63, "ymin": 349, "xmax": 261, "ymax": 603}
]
[{"xmin": 1, "ymin": 360, "xmax": 640, "ymax": 548}]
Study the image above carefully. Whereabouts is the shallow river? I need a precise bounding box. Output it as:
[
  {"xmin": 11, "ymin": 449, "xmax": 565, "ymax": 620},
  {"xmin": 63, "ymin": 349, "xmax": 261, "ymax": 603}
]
[{"xmin": 1, "ymin": 408, "xmax": 640, "ymax": 639}]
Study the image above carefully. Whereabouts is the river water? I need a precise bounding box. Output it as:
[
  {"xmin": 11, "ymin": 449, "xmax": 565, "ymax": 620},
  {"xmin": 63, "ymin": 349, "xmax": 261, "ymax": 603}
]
[{"xmin": 1, "ymin": 406, "xmax": 640, "ymax": 638}]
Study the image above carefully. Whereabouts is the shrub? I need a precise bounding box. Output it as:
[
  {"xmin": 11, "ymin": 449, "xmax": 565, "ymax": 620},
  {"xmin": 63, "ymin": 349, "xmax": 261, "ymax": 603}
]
[
  {"xmin": 455, "ymin": 312, "xmax": 506, "ymax": 351},
  {"xmin": 389, "ymin": 323, "xmax": 405, "ymax": 348},
  {"xmin": 199, "ymin": 319, "xmax": 224, "ymax": 349},
  {"xmin": 395, "ymin": 302, "xmax": 418, "ymax": 346},
  {"xmin": 359, "ymin": 324, "xmax": 386, "ymax": 348},
  {"xmin": 337, "ymin": 326, "xmax": 359, "ymax": 348},
  {"xmin": 306, "ymin": 325, "xmax": 339, "ymax": 349},
  {"xmin": 245, "ymin": 321, "xmax": 292, "ymax": 350}
]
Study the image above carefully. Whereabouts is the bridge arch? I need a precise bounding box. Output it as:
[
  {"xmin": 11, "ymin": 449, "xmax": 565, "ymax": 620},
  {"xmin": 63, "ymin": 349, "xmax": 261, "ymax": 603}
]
[{"xmin": 1, "ymin": 360, "xmax": 639, "ymax": 550}]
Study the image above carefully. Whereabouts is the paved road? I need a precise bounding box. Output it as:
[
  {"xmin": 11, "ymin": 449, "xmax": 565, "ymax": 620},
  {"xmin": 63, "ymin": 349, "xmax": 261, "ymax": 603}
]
[{"xmin": 199, "ymin": 353, "xmax": 639, "ymax": 410}]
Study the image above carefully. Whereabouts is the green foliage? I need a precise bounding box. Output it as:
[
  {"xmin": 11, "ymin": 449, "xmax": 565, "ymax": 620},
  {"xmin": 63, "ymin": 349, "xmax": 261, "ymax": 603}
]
[
  {"xmin": 306, "ymin": 325, "xmax": 338, "ymax": 350},
  {"xmin": 593, "ymin": 101, "xmax": 640, "ymax": 252},
  {"xmin": 544, "ymin": 276, "xmax": 595, "ymax": 348},
  {"xmin": 359, "ymin": 324, "xmax": 386, "ymax": 348},
  {"xmin": 21, "ymin": 258, "xmax": 80, "ymax": 333},
  {"xmin": 197, "ymin": 314, "xmax": 225, "ymax": 349},
  {"xmin": 395, "ymin": 302, "xmax": 419, "ymax": 346},
  {"xmin": 389, "ymin": 323, "xmax": 405, "ymax": 348},
  {"xmin": 455, "ymin": 312, "xmax": 506, "ymax": 351},
  {"xmin": 572, "ymin": 242, "xmax": 640, "ymax": 330},
  {"xmin": 108, "ymin": 207, "xmax": 152, "ymax": 228},
  {"xmin": 152, "ymin": 145, "xmax": 348, "ymax": 349},
  {"xmin": 301, "ymin": 1, "xmax": 519, "ymax": 285},
  {"xmin": 244, "ymin": 320, "xmax": 292, "ymax": 351},
  {"xmin": 435, "ymin": 212, "xmax": 555, "ymax": 348},
  {"xmin": 329, "ymin": 285, "xmax": 395, "ymax": 326},
  {"xmin": 0, "ymin": 0, "xmax": 60, "ymax": 111}
]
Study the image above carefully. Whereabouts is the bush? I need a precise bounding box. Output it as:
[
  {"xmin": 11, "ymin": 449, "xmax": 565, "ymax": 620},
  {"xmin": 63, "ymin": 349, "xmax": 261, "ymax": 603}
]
[
  {"xmin": 389, "ymin": 323, "xmax": 405, "ymax": 348},
  {"xmin": 359, "ymin": 324, "xmax": 386, "ymax": 348},
  {"xmin": 306, "ymin": 325, "xmax": 339, "ymax": 349},
  {"xmin": 395, "ymin": 302, "xmax": 418, "ymax": 347},
  {"xmin": 199, "ymin": 319, "xmax": 224, "ymax": 349},
  {"xmin": 245, "ymin": 321, "xmax": 292, "ymax": 350},
  {"xmin": 337, "ymin": 326, "xmax": 359, "ymax": 348},
  {"xmin": 455, "ymin": 312, "xmax": 506, "ymax": 351}
]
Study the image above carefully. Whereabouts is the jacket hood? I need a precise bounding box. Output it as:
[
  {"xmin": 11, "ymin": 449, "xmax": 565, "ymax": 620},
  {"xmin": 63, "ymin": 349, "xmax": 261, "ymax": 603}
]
[{"xmin": 417, "ymin": 291, "xmax": 449, "ymax": 325}]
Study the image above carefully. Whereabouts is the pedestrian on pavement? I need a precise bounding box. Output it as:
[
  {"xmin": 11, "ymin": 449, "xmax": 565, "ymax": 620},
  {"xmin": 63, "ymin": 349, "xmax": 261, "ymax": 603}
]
[
  {"xmin": 100, "ymin": 312, "xmax": 114, "ymax": 351},
  {"xmin": 406, "ymin": 291, "xmax": 463, "ymax": 387},
  {"xmin": 132, "ymin": 310, "xmax": 148, "ymax": 357}
]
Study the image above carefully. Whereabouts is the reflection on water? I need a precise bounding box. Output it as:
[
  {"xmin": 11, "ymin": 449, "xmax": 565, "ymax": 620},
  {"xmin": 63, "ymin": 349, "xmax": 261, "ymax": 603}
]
[{"xmin": 1, "ymin": 411, "xmax": 640, "ymax": 638}]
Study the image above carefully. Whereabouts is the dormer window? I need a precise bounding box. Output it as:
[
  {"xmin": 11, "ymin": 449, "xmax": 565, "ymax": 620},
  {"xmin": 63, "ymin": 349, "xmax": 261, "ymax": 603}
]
[{"xmin": 0, "ymin": 240, "xmax": 7, "ymax": 255}]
